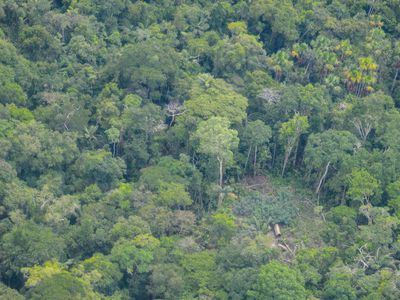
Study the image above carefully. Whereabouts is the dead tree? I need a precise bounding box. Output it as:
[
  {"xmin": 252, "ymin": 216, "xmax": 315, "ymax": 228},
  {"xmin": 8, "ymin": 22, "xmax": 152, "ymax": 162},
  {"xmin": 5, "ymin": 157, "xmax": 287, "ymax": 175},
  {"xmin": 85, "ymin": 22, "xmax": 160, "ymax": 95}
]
[{"xmin": 165, "ymin": 101, "xmax": 186, "ymax": 126}]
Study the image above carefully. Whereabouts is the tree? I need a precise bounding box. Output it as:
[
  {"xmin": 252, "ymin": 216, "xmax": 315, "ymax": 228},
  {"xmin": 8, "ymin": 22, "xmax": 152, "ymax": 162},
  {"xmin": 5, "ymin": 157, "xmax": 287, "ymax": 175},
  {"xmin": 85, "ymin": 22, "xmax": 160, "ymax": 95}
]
[
  {"xmin": 212, "ymin": 21, "xmax": 266, "ymax": 77},
  {"xmin": 180, "ymin": 250, "xmax": 219, "ymax": 297},
  {"xmin": 6, "ymin": 121, "xmax": 78, "ymax": 179},
  {"xmin": 148, "ymin": 264, "xmax": 185, "ymax": 300},
  {"xmin": 139, "ymin": 156, "xmax": 192, "ymax": 191},
  {"xmin": 248, "ymin": 261, "xmax": 307, "ymax": 300},
  {"xmin": 205, "ymin": 212, "xmax": 237, "ymax": 247},
  {"xmin": 295, "ymin": 247, "xmax": 338, "ymax": 290},
  {"xmin": 181, "ymin": 74, "xmax": 248, "ymax": 126},
  {"xmin": 34, "ymin": 92, "xmax": 90, "ymax": 133},
  {"xmin": 108, "ymin": 40, "xmax": 183, "ymax": 103},
  {"xmin": 357, "ymin": 206, "xmax": 397, "ymax": 261},
  {"xmin": 22, "ymin": 261, "xmax": 64, "ymax": 289},
  {"xmin": 155, "ymin": 182, "xmax": 192, "ymax": 208},
  {"xmin": 248, "ymin": 0, "xmax": 299, "ymax": 51},
  {"xmin": 105, "ymin": 127, "xmax": 120, "ymax": 157},
  {"xmin": 222, "ymin": 268, "xmax": 259, "ymax": 299},
  {"xmin": 345, "ymin": 57, "xmax": 378, "ymax": 97},
  {"xmin": 19, "ymin": 25, "xmax": 61, "ymax": 61},
  {"xmin": 25, "ymin": 272, "xmax": 99, "ymax": 300},
  {"xmin": 0, "ymin": 222, "xmax": 65, "ymax": 283},
  {"xmin": 387, "ymin": 179, "xmax": 400, "ymax": 218},
  {"xmin": 322, "ymin": 206, "xmax": 358, "ymax": 251},
  {"xmin": 110, "ymin": 234, "xmax": 160, "ymax": 274},
  {"xmin": 111, "ymin": 216, "xmax": 151, "ymax": 242},
  {"xmin": 356, "ymin": 268, "xmax": 400, "ymax": 299},
  {"xmin": 0, "ymin": 65, "xmax": 27, "ymax": 106},
  {"xmin": 323, "ymin": 265, "xmax": 356, "ymax": 300},
  {"xmin": 0, "ymin": 283, "xmax": 24, "ymax": 300},
  {"xmin": 347, "ymin": 169, "xmax": 380, "ymax": 205},
  {"xmin": 335, "ymin": 93, "xmax": 394, "ymax": 143},
  {"xmin": 241, "ymin": 120, "xmax": 272, "ymax": 176},
  {"xmin": 376, "ymin": 110, "xmax": 400, "ymax": 152},
  {"xmin": 74, "ymin": 253, "xmax": 123, "ymax": 295},
  {"xmin": 304, "ymin": 130, "xmax": 357, "ymax": 196},
  {"xmin": 279, "ymin": 114, "xmax": 309, "ymax": 176},
  {"xmin": 192, "ymin": 117, "xmax": 239, "ymax": 192},
  {"xmin": 71, "ymin": 150, "xmax": 126, "ymax": 191}
]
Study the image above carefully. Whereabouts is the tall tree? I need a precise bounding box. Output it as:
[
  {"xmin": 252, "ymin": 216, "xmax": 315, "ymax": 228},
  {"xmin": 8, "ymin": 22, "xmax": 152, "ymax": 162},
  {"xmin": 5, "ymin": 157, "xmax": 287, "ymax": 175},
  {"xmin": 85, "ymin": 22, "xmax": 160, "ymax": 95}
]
[
  {"xmin": 304, "ymin": 130, "xmax": 358, "ymax": 196},
  {"xmin": 279, "ymin": 114, "xmax": 309, "ymax": 176},
  {"xmin": 241, "ymin": 120, "xmax": 272, "ymax": 176},
  {"xmin": 192, "ymin": 117, "xmax": 239, "ymax": 203}
]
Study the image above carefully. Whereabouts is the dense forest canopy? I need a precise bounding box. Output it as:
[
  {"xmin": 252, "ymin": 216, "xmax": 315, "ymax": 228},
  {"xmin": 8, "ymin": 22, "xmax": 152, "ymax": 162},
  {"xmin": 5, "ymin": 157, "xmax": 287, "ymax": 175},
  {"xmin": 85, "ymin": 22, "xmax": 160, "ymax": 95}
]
[{"xmin": 1, "ymin": 0, "xmax": 400, "ymax": 299}]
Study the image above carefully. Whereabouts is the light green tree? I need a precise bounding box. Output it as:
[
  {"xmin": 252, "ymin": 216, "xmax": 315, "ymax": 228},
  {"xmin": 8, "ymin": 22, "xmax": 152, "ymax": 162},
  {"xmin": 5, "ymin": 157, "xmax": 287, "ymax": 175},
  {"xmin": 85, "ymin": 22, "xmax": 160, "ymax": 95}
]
[
  {"xmin": 242, "ymin": 120, "xmax": 272, "ymax": 176},
  {"xmin": 155, "ymin": 182, "xmax": 192, "ymax": 208},
  {"xmin": 247, "ymin": 261, "xmax": 307, "ymax": 300},
  {"xmin": 279, "ymin": 113, "xmax": 309, "ymax": 176},
  {"xmin": 105, "ymin": 127, "xmax": 120, "ymax": 157},
  {"xmin": 192, "ymin": 117, "xmax": 239, "ymax": 190},
  {"xmin": 347, "ymin": 168, "xmax": 380, "ymax": 205},
  {"xmin": 182, "ymin": 74, "xmax": 248, "ymax": 126},
  {"xmin": 110, "ymin": 234, "xmax": 160, "ymax": 274}
]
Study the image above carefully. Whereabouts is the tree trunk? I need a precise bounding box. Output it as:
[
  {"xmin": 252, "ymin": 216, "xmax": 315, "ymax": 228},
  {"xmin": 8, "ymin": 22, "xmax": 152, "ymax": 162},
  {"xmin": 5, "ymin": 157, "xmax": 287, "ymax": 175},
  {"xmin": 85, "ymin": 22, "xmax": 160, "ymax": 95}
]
[
  {"xmin": 315, "ymin": 161, "xmax": 331, "ymax": 195},
  {"xmin": 293, "ymin": 138, "xmax": 300, "ymax": 167},
  {"xmin": 169, "ymin": 115, "xmax": 175, "ymax": 127},
  {"xmin": 391, "ymin": 68, "xmax": 399, "ymax": 93},
  {"xmin": 272, "ymin": 142, "xmax": 277, "ymax": 169},
  {"xmin": 253, "ymin": 145, "xmax": 257, "ymax": 177},
  {"xmin": 341, "ymin": 187, "xmax": 347, "ymax": 205},
  {"xmin": 217, "ymin": 157, "xmax": 224, "ymax": 208},
  {"xmin": 217, "ymin": 157, "xmax": 223, "ymax": 187},
  {"xmin": 244, "ymin": 146, "xmax": 252, "ymax": 173},
  {"xmin": 281, "ymin": 146, "xmax": 293, "ymax": 177}
]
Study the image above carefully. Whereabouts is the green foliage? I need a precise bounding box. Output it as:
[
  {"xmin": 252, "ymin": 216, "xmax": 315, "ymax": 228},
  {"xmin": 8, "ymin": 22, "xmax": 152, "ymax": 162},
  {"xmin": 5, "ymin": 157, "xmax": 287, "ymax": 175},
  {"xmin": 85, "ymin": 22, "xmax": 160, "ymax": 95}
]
[
  {"xmin": 71, "ymin": 150, "xmax": 126, "ymax": 191},
  {"xmin": 243, "ymin": 120, "xmax": 272, "ymax": 148},
  {"xmin": 0, "ymin": 65, "xmax": 27, "ymax": 105},
  {"xmin": 279, "ymin": 113, "xmax": 309, "ymax": 176},
  {"xmin": 26, "ymin": 272, "xmax": 99, "ymax": 300},
  {"xmin": 347, "ymin": 168, "xmax": 381, "ymax": 205},
  {"xmin": 323, "ymin": 263, "xmax": 357, "ymax": 300},
  {"xmin": 155, "ymin": 182, "xmax": 192, "ymax": 207},
  {"xmin": 0, "ymin": 222, "xmax": 65, "ymax": 280},
  {"xmin": 204, "ymin": 212, "xmax": 237, "ymax": 247},
  {"xmin": 295, "ymin": 247, "xmax": 338, "ymax": 289},
  {"xmin": 1, "ymin": 1, "xmax": 400, "ymax": 298},
  {"xmin": 110, "ymin": 234, "xmax": 160, "ymax": 274},
  {"xmin": 148, "ymin": 263, "xmax": 185, "ymax": 300},
  {"xmin": 192, "ymin": 116, "xmax": 239, "ymax": 188},
  {"xmin": 233, "ymin": 189, "xmax": 299, "ymax": 226},
  {"xmin": 322, "ymin": 206, "xmax": 358, "ymax": 251},
  {"xmin": 0, "ymin": 283, "xmax": 24, "ymax": 300},
  {"xmin": 20, "ymin": 25, "xmax": 61, "ymax": 61},
  {"xmin": 248, "ymin": 261, "xmax": 307, "ymax": 300},
  {"xmin": 111, "ymin": 216, "xmax": 151, "ymax": 241},
  {"xmin": 193, "ymin": 117, "xmax": 239, "ymax": 165},
  {"xmin": 6, "ymin": 121, "xmax": 78, "ymax": 178},
  {"xmin": 22, "ymin": 261, "xmax": 64, "ymax": 288},
  {"xmin": 74, "ymin": 253, "xmax": 122, "ymax": 295},
  {"xmin": 181, "ymin": 250, "xmax": 218, "ymax": 297},
  {"xmin": 110, "ymin": 40, "xmax": 183, "ymax": 103},
  {"xmin": 304, "ymin": 130, "xmax": 358, "ymax": 194},
  {"xmin": 182, "ymin": 74, "xmax": 248, "ymax": 126}
]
